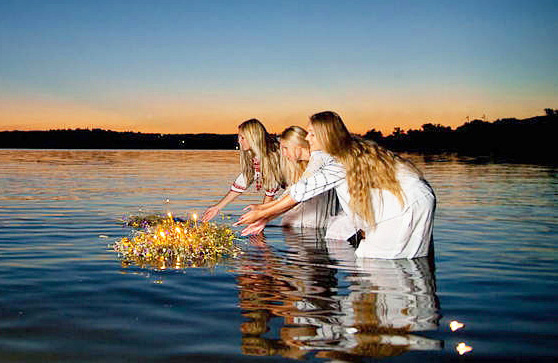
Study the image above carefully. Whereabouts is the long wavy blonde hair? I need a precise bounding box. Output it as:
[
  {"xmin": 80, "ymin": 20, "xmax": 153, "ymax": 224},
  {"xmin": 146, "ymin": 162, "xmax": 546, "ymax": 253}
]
[
  {"xmin": 238, "ymin": 119, "xmax": 283, "ymax": 190},
  {"xmin": 280, "ymin": 126, "xmax": 309, "ymax": 185},
  {"xmin": 310, "ymin": 111, "xmax": 421, "ymax": 226}
]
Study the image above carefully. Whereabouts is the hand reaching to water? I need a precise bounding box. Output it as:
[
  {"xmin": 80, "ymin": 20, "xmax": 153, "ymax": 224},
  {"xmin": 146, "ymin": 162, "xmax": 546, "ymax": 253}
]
[
  {"xmin": 240, "ymin": 219, "xmax": 267, "ymax": 236},
  {"xmin": 201, "ymin": 205, "xmax": 220, "ymax": 222},
  {"xmin": 234, "ymin": 209, "xmax": 263, "ymax": 226}
]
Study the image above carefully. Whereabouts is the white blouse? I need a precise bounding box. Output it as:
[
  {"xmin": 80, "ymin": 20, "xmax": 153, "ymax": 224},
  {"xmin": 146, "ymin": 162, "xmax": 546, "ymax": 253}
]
[
  {"xmin": 289, "ymin": 151, "xmax": 435, "ymax": 259},
  {"xmin": 230, "ymin": 173, "xmax": 279, "ymax": 197},
  {"xmin": 230, "ymin": 157, "xmax": 280, "ymax": 197},
  {"xmin": 281, "ymin": 151, "xmax": 339, "ymax": 228}
]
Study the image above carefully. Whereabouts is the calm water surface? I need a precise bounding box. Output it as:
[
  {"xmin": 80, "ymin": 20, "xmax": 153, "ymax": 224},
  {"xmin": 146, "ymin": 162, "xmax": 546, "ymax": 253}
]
[{"xmin": 0, "ymin": 150, "xmax": 557, "ymax": 362}]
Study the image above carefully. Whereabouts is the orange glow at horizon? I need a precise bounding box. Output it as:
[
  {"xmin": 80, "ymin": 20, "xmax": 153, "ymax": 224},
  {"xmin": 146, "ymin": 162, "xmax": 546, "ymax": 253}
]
[{"xmin": 0, "ymin": 95, "xmax": 550, "ymax": 136}]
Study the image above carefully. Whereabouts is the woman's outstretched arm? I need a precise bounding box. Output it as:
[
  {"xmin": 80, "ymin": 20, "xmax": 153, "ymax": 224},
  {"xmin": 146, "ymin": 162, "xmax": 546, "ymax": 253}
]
[
  {"xmin": 201, "ymin": 190, "xmax": 241, "ymax": 222},
  {"xmin": 235, "ymin": 194, "xmax": 298, "ymax": 227},
  {"xmin": 245, "ymin": 191, "xmax": 285, "ymax": 213}
]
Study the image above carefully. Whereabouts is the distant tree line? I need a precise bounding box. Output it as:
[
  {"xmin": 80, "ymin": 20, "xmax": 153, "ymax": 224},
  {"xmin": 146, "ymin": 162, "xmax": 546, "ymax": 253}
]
[
  {"xmin": 0, "ymin": 129, "xmax": 238, "ymax": 149},
  {"xmin": 1, "ymin": 109, "xmax": 556, "ymax": 163},
  {"xmin": 363, "ymin": 109, "xmax": 557, "ymax": 163}
]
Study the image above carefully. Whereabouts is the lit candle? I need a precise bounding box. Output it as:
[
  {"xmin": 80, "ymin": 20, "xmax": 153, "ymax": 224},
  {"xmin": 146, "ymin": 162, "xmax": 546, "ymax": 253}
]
[{"xmin": 192, "ymin": 213, "xmax": 198, "ymax": 227}]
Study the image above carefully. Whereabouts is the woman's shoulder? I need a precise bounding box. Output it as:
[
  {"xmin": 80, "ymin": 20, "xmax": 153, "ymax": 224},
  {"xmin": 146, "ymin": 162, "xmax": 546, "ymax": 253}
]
[
  {"xmin": 396, "ymin": 163, "xmax": 427, "ymax": 186},
  {"xmin": 300, "ymin": 151, "xmax": 344, "ymax": 179},
  {"xmin": 309, "ymin": 150, "xmax": 336, "ymax": 164}
]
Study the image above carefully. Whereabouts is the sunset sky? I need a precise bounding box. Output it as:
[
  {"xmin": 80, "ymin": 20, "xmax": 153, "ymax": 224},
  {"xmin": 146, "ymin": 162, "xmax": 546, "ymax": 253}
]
[{"xmin": 1, "ymin": 0, "xmax": 557, "ymax": 135}]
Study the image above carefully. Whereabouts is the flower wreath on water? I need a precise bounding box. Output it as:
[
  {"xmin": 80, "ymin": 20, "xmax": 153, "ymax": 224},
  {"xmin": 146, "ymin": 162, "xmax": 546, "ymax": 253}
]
[{"xmin": 113, "ymin": 213, "xmax": 241, "ymax": 270}]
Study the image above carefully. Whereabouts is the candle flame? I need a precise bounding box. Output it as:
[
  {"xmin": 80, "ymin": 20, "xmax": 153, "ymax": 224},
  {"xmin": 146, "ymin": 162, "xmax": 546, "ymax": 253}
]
[
  {"xmin": 456, "ymin": 342, "xmax": 472, "ymax": 355},
  {"xmin": 450, "ymin": 320, "xmax": 465, "ymax": 331},
  {"xmin": 192, "ymin": 213, "xmax": 198, "ymax": 221}
]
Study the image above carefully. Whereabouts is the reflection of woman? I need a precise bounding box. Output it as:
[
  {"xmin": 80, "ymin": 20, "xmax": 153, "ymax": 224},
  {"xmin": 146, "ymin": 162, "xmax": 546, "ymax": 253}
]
[
  {"xmin": 326, "ymin": 238, "xmax": 440, "ymax": 333},
  {"xmin": 237, "ymin": 111, "xmax": 436, "ymax": 259},
  {"xmin": 260, "ymin": 126, "xmax": 339, "ymax": 228},
  {"xmin": 236, "ymin": 229, "xmax": 440, "ymax": 360},
  {"xmin": 237, "ymin": 232, "xmax": 338, "ymax": 360},
  {"xmin": 202, "ymin": 119, "xmax": 282, "ymax": 222}
]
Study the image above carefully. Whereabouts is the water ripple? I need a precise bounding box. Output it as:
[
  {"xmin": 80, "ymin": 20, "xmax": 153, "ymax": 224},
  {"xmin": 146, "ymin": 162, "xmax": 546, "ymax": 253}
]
[{"xmin": 0, "ymin": 150, "xmax": 557, "ymax": 361}]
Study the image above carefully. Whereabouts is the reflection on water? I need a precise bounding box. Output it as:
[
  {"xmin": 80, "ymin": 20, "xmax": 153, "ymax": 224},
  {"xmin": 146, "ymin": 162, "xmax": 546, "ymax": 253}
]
[
  {"xmin": 1, "ymin": 150, "xmax": 557, "ymax": 361},
  {"xmin": 237, "ymin": 230, "xmax": 441, "ymax": 360}
]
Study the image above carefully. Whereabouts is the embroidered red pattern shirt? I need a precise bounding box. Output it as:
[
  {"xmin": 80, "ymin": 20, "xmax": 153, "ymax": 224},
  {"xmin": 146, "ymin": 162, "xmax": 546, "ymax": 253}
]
[{"xmin": 230, "ymin": 157, "xmax": 279, "ymax": 197}]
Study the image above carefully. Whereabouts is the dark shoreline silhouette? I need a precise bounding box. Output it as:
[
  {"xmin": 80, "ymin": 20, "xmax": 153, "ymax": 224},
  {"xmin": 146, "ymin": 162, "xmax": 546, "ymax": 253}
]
[
  {"xmin": 1, "ymin": 109, "xmax": 556, "ymax": 164},
  {"xmin": 0, "ymin": 130, "xmax": 238, "ymax": 150},
  {"xmin": 365, "ymin": 109, "xmax": 557, "ymax": 164}
]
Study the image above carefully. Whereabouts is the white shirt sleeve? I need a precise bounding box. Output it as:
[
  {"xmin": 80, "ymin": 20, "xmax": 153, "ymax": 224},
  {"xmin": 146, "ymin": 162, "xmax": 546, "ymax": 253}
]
[
  {"xmin": 230, "ymin": 173, "xmax": 248, "ymax": 193},
  {"xmin": 231, "ymin": 173, "xmax": 280, "ymax": 197},
  {"xmin": 265, "ymin": 185, "xmax": 280, "ymax": 197},
  {"xmin": 289, "ymin": 153, "xmax": 345, "ymax": 203}
]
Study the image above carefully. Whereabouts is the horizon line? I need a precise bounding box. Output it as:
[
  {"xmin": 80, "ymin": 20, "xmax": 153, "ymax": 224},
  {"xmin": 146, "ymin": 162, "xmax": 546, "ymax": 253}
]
[{"xmin": 0, "ymin": 110, "xmax": 551, "ymax": 135}]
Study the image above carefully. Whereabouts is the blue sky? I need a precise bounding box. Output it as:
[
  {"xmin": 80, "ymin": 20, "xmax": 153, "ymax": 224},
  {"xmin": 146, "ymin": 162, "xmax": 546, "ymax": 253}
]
[{"xmin": 1, "ymin": 0, "xmax": 557, "ymax": 134}]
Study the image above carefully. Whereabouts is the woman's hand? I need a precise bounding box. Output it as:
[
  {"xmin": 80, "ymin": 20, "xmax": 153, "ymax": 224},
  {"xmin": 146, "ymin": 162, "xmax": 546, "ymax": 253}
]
[
  {"xmin": 201, "ymin": 205, "xmax": 220, "ymax": 222},
  {"xmin": 240, "ymin": 219, "xmax": 268, "ymax": 236},
  {"xmin": 234, "ymin": 209, "xmax": 263, "ymax": 226}
]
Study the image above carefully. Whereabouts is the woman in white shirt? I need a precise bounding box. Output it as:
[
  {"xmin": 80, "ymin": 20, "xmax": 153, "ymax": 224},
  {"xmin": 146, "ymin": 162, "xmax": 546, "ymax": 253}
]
[
  {"xmin": 236, "ymin": 111, "xmax": 436, "ymax": 259},
  {"xmin": 202, "ymin": 118, "xmax": 283, "ymax": 222},
  {"xmin": 262, "ymin": 126, "xmax": 339, "ymax": 228}
]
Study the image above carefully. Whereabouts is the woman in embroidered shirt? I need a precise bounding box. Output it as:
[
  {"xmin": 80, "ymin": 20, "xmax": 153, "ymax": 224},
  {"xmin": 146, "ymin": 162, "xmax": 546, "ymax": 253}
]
[
  {"xmin": 236, "ymin": 111, "xmax": 436, "ymax": 260},
  {"xmin": 201, "ymin": 119, "xmax": 283, "ymax": 222},
  {"xmin": 252, "ymin": 126, "xmax": 339, "ymax": 229}
]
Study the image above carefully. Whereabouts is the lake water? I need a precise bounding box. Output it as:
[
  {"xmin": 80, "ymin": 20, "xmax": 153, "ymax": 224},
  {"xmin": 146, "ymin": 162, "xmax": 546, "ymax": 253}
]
[{"xmin": 0, "ymin": 149, "xmax": 557, "ymax": 362}]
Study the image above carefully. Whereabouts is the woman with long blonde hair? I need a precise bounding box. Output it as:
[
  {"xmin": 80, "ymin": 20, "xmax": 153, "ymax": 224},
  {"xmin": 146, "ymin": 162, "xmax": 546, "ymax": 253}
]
[
  {"xmin": 202, "ymin": 119, "xmax": 282, "ymax": 222},
  {"xmin": 252, "ymin": 125, "xmax": 339, "ymax": 229},
  {"xmin": 237, "ymin": 111, "xmax": 436, "ymax": 259}
]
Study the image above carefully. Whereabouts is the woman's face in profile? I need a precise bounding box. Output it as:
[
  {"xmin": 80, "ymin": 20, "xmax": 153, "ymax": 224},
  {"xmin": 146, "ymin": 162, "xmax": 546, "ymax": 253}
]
[
  {"xmin": 305, "ymin": 123, "xmax": 322, "ymax": 152},
  {"xmin": 237, "ymin": 131, "xmax": 250, "ymax": 151},
  {"xmin": 280, "ymin": 139, "xmax": 302, "ymax": 162}
]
